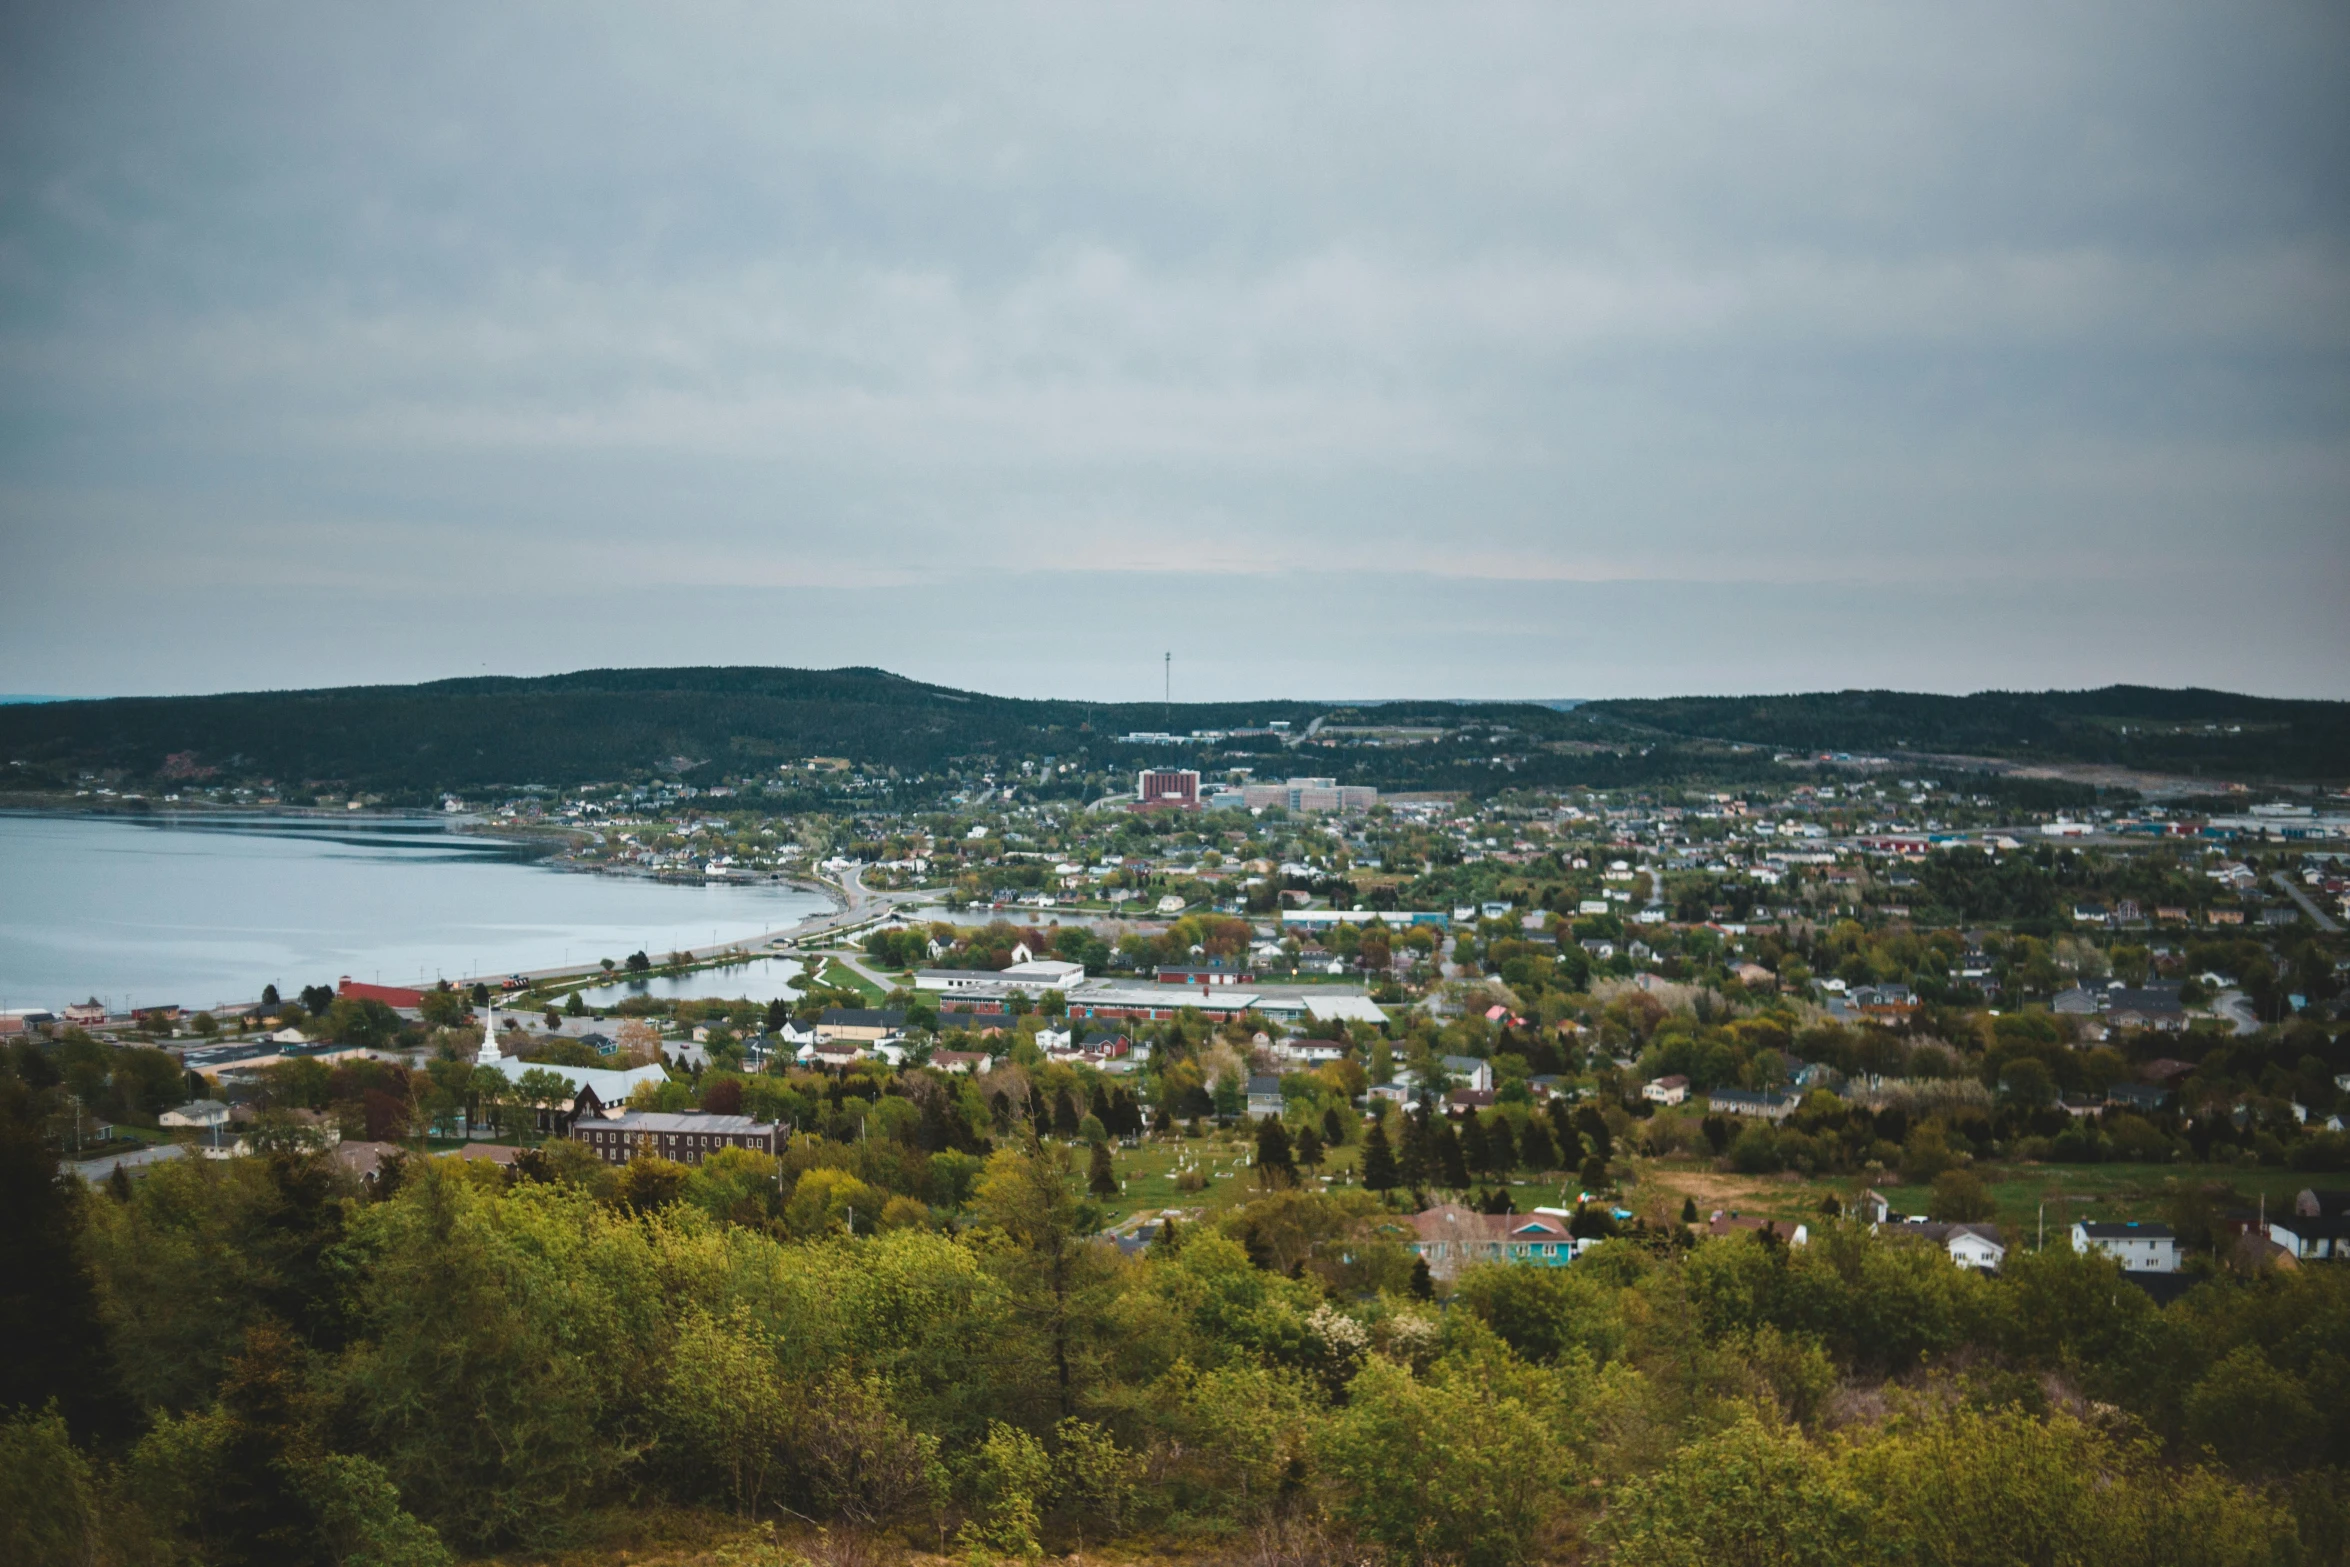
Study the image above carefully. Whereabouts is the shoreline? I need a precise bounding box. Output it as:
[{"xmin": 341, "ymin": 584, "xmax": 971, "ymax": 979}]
[{"xmin": 0, "ymin": 808, "xmax": 865, "ymax": 1016}]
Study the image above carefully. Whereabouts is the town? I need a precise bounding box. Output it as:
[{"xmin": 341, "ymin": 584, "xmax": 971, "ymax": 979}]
[{"xmin": 9, "ymin": 733, "xmax": 2349, "ymax": 1560}]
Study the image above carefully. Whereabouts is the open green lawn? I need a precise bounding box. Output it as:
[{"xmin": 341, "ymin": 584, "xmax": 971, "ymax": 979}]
[
  {"xmin": 1871, "ymin": 1161, "xmax": 2316, "ymax": 1237},
  {"xmin": 1081, "ymin": 1131, "xmax": 1603, "ymax": 1231},
  {"xmin": 818, "ymin": 961, "xmax": 885, "ymax": 1000}
]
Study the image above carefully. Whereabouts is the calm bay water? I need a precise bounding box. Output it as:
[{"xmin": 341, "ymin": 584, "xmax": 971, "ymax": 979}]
[{"xmin": 0, "ymin": 812, "xmax": 832, "ymax": 1014}]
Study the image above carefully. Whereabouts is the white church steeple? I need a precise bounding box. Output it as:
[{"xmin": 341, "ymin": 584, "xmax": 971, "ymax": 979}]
[{"xmin": 476, "ymin": 995, "xmax": 503, "ymax": 1067}]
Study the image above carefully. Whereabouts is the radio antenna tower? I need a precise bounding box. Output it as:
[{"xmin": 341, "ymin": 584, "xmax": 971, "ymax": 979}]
[{"xmin": 1164, "ymin": 651, "xmax": 1172, "ymax": 727}]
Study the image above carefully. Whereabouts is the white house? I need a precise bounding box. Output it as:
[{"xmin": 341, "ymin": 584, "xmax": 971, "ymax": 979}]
[
  {"xmin": 1642, "ymin": 1074, "xmax": 1690, "ymax": 1106},
  {"xmin": 1883, "ymin": 1220, "xmax": 2006, "ymax": 1271},
  {"xmin": 1440, "ymin": 1055, "xmax": 1493, "ymax": 1093},
  {"xmin": 1245, "ymin": 1075, "xmax": 1286, "ymax": 1118},
  {"xmin": 2071, "ymin": 1219, "xmax": 2178, "ymax": 1273}
]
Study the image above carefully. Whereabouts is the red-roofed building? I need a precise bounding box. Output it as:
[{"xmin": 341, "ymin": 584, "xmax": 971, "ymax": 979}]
[{"xmin": 338, "ymin": 976, "xmax": 429, "ymax": 1010}]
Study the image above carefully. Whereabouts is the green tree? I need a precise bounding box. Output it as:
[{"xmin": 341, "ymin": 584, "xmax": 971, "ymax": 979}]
[
  {"xmin": 1598, "ymin": 1411, "xmax": 1856, "ymax": 1567},
  {"xmin": 0, "ymin": 1404, "xmax": 100, "ymax": 1566},
  {"xmin": 971, "ymin": 1143, "xmax": 1111, "ymax": 1423},
  {"xmin": 1926, "ymin": 1169, "xmax": 1996, "ymax": 1223},
  {"xmin": 657, "ymin": 1306, "xmax": 792, "ymax": 1516},
  {"xmin": 1255, "ymin": 1116, "xmax": 1297, "ymax": 1189},
  {"xmin": 417, "ymin": 988, "xmax": 468, "ymax": 1029},
  {"xmin": 957, "ymin": 1420, "xmax": 1052, "ymax": 1559},
  {"xmin": 1088, "ymin": 1140, "xmax": 1118, "ymax": 1198},
  {"xmin": 1317, "ymin": 1356, "xmax": 1566, "ymax": 1567},
  {"xmin": 2183, "ymin": 1346, "xmax": 2321, "ymax": 1478},
  {"xmin": 1362, "ymin": 1118, "xmax": 1400, "ymax": 1193}
]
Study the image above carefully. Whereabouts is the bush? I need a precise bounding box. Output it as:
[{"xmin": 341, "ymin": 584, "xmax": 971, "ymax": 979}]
[{"xmin": 1926, "ymin": 1169, "xmax": 1995, "ymax": 1223}]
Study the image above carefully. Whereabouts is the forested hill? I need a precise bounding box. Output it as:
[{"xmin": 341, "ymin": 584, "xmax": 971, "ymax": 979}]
[
  {"xmin": 1583, "ymin": 687, "xmax": 2350, "ymax": 781},
  {"xmin": 1, "ymin": 669, "xmax": 2341, "ymax": 803},
  {"xmin": 0, "ymin": 665, "xmax": 1282, "ymax": 796},
  {"xmin": 0, "ymin": 666, "xmax": 1555, "ymax": 800}
]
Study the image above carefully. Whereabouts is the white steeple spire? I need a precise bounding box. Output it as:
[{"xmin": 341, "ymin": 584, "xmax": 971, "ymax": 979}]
[{"xmin": 476, "ymin": 994, "xmax": 502, "ymax": 1067}]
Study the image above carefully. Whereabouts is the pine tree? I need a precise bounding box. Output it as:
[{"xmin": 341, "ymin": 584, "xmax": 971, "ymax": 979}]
[
  {"xmin": 1397, "ymin": 1112, "xmax": 1431, "ymax": 1189},
  {"xmin": 1436, "ymin": 1121, "xmax": 1468, "ymax": 1190},
  {"xmin": 1409, "ymin": 1256, "xmax": 1435, "ymax": 1300},
  {"xmin": 1518, "ymin": 1114, "xmax": 1557, "ymax": 1172},
  {"xmin": 1254, "ymin": 1116, "xmax": 1297, "ymax": 1188},
  {"xmin": 1580, "ymin": 1154, "xmax": 1608, "ymax": 1191},
  {"xmin": 1295, "ymin": 1124, "xmax": 1324, "ymax": 1169},
  {"xmin": 1362, "ymin": 1119, "xmax": 1400, "ymax": 1192},
  {"xmin": 1575, "ymin": 1105, "xmax": 1614, "ymax": 1162},
  {"xmin": 1485, "ymin": 1113, "xmax": 1517, "ymax": 1176},
  {"xmin": 1088, "ymin": 1139, "xmax": 1118, "ymax": 1197},
  {"xmin": 1322, "ymin": 1105, "xmax": 1346, "ymax": 1147},
  {"xmin": 1546, "ymin": 1097, "xmax": 1579, "ymax": 1163},
  {"xmin": 1681, "ymin": 1195, "xmax": 1699, "ymax": 1224},
  {"xmin": 1053, "ymin": 1087, "xmax": 1081, "ymax": 1138},
  {"xmin": 1459, "ymin": 1113, "xmax": 1490, "ymax": 1176}
]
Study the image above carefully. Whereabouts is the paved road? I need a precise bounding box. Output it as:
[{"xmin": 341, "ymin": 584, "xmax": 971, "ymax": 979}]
[
  {"xmin": 62, "ymin": 1142, "xmax": 188, "ymax": 1182},
  {"xmin": 2213, "ymin": 989, "xmax": 2262, "ymax": 1036},
  {"xmin": 455, "ymin": 865, "xmax": 933, "ymax": 991},
  {"xmin": 2271, "ymin": 872, "xmax": 2342, "ymax": 934}
]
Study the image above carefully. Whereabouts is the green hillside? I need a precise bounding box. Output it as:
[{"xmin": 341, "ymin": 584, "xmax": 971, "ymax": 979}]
[
  {"xmin": 1, "ymin": 670, "xmax": 2341, "ymax": 804},
  {"xmin": 1583, "ymin": 686, "xmax": 2350, "ymax": 781}
]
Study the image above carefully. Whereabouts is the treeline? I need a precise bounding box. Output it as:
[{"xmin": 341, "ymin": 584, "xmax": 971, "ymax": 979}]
[{"xmin": 1586, "ymin": 685, "xmax": 2350, "ymax": 781}]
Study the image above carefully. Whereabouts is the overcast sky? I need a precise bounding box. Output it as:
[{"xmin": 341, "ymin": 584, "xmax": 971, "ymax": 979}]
[{"xmin": 1, "ymin": 3, "xmax": 2345, "ymax": 703}]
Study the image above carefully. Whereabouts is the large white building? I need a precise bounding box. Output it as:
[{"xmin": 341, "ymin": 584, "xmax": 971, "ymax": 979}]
[
  {"xmin": 1241, "ymin": 777, "xmax": 1378, "ymax": 814},
  {"xmin": 2071, "ymin": 1219, "xmax": 2178, "ymax": 1273}
]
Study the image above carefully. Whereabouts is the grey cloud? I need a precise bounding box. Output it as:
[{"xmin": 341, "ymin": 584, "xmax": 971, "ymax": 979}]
[{"xmin": 1, "ymin": 1, "xmax": 2345, "ymax": 698}]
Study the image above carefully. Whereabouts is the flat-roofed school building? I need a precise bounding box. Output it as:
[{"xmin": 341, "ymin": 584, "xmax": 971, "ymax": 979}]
[{"xmin": 571, "ymin": 1111, "xmax": 779, "ymax": 1166}]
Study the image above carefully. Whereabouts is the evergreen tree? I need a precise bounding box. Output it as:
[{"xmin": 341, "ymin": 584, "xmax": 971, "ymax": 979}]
[
  {"xmin": 1435, "ymin": 1121, "xmax": 1469, "ymax": 1190},
  {"xmin": 1546, "ymin": 1097, "xmax": 1579, "ymax": 1163},
  {"xmin": 1254, "ymin": 1116, "xmax": 1297, "ymax": 1188},
  {"xmin": 1052, "ymin": 1088, "xmax": 1081, "ymax": 1138},
  {"xmin": 1580, "ymin": 1154, "xmax": 1609, "ymax": 1191},
  {"xmin": 1361, "ymin": 1119, "xmax": 1400, "ymax": 1192},
  {"xmin": 1295, "ymin": 1124, "xmax": 1324, "ymax": 1169},
  {"xmin": 1087, "ymin": 1140, "xmax": 1118, "ymax": 1198},
  {"xmin": 1397, "ymin": 1111, "xmax": 1431, "ymax": 1188},
  {"xmin": 1459, "ymin": 1113, "xmax": 1490, "ymax": 1175},
  {"xmin": 1322, "ymin": 1105, "xmax": 1347, "ymax": 1147},
  {"xmin": 1518, "ymin": 1114, "xmax": 1557, "ymax": 1172},
  {"xmin": 1682, "ymin": 1195, "xmax": 1699, "ymax": 1224},
  {"xmin": 1089, "ymin": 1085, "xmax": 1114, "ymax": 1130},
  {"xmin": 0, "ymin": 1119, "xmax": 126, "ymax": 1442},
  {"xmin": 1151, "ymin": 1213, "xmax": 1181, "ymax": 1255},
  {"xmin": 1574, "ymin": 1105, "xmax": 1614, "ymax": 1162},
  {"xmin": 1485, "ymin": 1113, "xmax": 1517, "ymax": 1176},
  {"xmin": 1409, "ymin": 1256, "xmax": 1435, "ymax": 1300}
]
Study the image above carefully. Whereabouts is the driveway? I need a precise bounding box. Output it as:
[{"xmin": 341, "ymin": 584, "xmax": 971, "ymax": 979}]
[{"xmin": 2212, "ymin": 989, "xmax": 2262, "ymax": 1036}]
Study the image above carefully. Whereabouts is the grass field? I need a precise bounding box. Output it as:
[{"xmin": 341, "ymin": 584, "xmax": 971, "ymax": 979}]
[
  {"xmin": 818, "ymin": 961, "xmax": 885, "ymax": 1000},
  {"xmin": 1077, "ymin": 1136, "xmax": 2326, "ymax": 1256}
]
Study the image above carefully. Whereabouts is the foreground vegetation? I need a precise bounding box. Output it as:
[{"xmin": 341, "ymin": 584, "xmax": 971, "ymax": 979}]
[{"xmin": 4, "ymin": 1097, "xmax": 2346, "ymax": 1567}]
